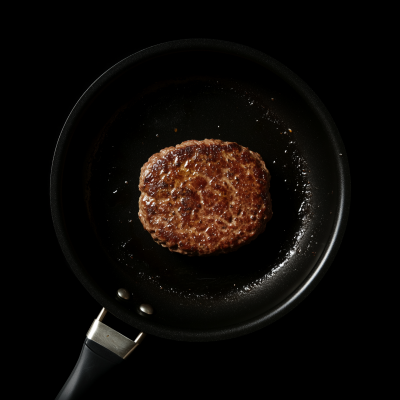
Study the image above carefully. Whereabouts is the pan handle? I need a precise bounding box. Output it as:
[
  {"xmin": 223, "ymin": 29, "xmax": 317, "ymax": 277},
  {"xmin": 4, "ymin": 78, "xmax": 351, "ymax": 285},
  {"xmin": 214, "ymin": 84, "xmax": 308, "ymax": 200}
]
[{"xmin": 55, "ymin": 308, "xmax": 146, "ymax": 400}]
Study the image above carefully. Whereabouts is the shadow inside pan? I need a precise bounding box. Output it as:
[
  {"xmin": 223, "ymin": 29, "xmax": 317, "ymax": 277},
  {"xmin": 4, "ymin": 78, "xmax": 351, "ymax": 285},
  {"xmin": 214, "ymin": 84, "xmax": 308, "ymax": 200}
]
[{"xmin": 61, "ymin": 49, "xmax": 341, "ymax": 330}]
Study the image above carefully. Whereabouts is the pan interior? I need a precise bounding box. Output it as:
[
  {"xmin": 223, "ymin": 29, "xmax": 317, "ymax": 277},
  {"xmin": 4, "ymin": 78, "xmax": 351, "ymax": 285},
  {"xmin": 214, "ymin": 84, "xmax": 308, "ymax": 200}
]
[{"xmin": 62, "ymin": 49, "xmax": 340, "ymax": 330}]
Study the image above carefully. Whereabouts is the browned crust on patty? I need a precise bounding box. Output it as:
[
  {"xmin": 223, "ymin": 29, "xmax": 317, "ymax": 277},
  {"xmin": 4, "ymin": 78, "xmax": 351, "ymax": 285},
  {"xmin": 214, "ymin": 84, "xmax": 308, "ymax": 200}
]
[{"xmin": 138, "ymin": 139, "xmax": 272, "ymax": 256}]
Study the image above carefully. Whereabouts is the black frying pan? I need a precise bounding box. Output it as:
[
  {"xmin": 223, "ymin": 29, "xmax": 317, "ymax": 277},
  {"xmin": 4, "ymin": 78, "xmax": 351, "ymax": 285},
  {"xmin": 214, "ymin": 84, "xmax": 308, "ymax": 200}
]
[{"xmin": 51, "ymin": 39, "xmax": 350, "ymax": 399}]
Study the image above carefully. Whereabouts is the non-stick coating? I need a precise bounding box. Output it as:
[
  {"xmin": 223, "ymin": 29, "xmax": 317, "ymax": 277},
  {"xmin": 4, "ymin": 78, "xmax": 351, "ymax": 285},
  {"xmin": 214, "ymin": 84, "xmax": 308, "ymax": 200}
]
[{"xmin": 50, "ymin": 39, "xmax": 350, "ymax": 341}]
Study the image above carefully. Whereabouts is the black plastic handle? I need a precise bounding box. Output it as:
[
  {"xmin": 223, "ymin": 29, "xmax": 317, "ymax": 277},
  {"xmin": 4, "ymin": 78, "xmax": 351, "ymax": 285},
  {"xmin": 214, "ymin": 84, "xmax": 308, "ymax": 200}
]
[{"xmin": 55, "ymin": 338, "xmax": 123, "ymax": 400}]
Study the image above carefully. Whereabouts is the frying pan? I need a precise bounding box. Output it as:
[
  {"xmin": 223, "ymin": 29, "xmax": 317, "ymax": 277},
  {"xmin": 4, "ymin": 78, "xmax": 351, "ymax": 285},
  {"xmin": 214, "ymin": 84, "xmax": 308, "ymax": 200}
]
[{"xmin": 51, "ymin": 39, "xmax": 350, "ymax": 399}]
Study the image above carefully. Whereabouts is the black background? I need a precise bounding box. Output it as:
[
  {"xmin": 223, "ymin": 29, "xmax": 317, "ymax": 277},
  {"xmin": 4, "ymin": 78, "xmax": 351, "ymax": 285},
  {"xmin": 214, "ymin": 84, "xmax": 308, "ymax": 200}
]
[{"xmin": 18, "ymin": 15, "xmax": 369, "ymax": 398}]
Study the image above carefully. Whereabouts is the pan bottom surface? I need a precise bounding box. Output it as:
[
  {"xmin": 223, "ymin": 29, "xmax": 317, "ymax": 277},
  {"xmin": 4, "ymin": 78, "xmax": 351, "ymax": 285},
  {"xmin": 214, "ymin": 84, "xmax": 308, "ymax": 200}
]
[{"xmin": 84, "ymin": 73, "xmax": 320, "ymax": 329}]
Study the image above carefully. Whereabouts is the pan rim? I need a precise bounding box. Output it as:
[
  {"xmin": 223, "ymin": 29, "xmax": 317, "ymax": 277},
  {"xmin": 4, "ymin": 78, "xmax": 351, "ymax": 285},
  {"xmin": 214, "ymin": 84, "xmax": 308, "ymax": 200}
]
[{"xmin": 50, "ymin": 38, "xmax": 351, "ymax": 341}]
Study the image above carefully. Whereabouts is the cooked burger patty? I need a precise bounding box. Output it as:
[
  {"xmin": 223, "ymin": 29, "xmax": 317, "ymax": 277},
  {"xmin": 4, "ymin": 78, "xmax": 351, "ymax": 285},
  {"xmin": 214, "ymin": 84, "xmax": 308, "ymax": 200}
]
[{"xmin": 138, "ymin": 139, "xmax": 272, "ymax": 256}]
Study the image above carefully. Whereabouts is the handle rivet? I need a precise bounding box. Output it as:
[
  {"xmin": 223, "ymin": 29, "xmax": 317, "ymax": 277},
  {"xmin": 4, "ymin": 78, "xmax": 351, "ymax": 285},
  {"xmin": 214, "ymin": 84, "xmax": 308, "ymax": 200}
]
[
  {"xmin": 117, "ymin": 288, "xmax": 131, "ymax": 300},
  {"xmin": 139, "ymin": 304, "xmax": 154, "ymax": 315}
]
